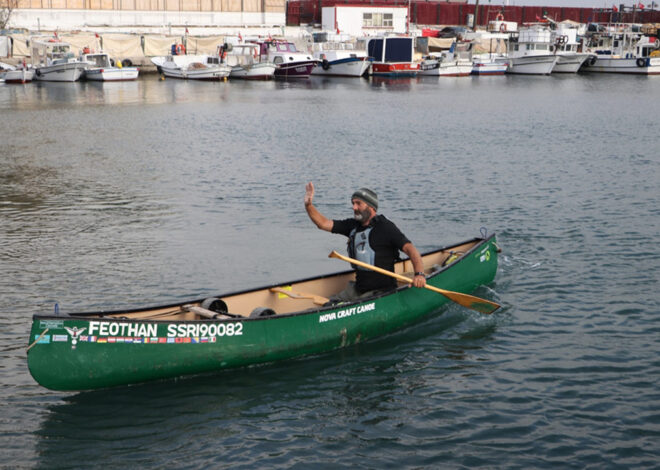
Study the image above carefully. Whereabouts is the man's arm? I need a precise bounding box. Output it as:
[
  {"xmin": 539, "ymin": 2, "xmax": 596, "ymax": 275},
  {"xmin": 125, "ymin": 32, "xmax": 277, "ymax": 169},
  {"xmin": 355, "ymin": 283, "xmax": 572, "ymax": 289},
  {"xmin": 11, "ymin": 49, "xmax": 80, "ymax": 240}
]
[
  {"xmin": 402, "ymin": 242, "xmax": 427, "ymax": 288},
  {"xmin": 305, "ymin": 182, "xmax": 333, "ymax": 232}
]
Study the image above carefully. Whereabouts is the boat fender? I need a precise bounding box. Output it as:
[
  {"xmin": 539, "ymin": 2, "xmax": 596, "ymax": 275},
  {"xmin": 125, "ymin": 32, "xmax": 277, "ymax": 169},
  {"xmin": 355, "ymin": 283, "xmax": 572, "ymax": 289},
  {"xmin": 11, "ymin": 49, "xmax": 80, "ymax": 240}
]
[
  {"xmin": 122, "ymin": 58, "xmax": 133, "ymax": 67},
  {"xmin": 322, "ymin": 59, "xmax": 330, "ymax": 70},
  {"xmin": 636, "ymin": 58, "xmax": 646, "ymax": 67},
  {"xmin": 588, "ymin": 56, "xmax": 597, "ymax": 66},
  {"xmin": 201, "ymin": 297, "xmax": 228, "ymax": 314},
  {"xmin": 35, "ymin": 69, "xmax": 41, "ymax": 76},
  {"xmin": 250, "ymin": 307, "xmax": 276, "ymax": 318}
]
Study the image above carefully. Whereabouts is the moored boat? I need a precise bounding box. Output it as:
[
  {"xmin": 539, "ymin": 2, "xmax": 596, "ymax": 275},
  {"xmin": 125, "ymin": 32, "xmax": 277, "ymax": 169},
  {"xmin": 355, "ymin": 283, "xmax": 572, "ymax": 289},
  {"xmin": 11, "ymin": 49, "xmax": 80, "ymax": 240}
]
[
  {"xmin": 582, "ymin": 28, "xmax": 660, "ymax": 75},
  {"xmin": 507, "ymin": 25, "xmax": 559, "ymax": 75},
  {"xmin": 81, "ymin": 51, "xmax": 140, "ymax": 81},
  {"xmin": 367, "ymin": 36, "xmax": 419, "ymax": 77},
  {"xmin": 31, "ymin": 39, "xmax": 88, "ymax": 82},
  {"xmin": 224, "ymin": 43, "xmax": 277, "ymax": 80},
  {"xmin": 419, "ymin": 41, "xmax": 473, "ymax": 77},
  {"xmin": 27, "ymin": 234, "xmax": 500, "ymax": 391},
  {"xmin": 255, "ymin": 38, "xmax": 317, "ymax": 79},
  {"xmin": 0, "ymin": 60, "xmax": 35, "ymax": 83},
  {"xmin": 151, "ymin": 48, "xmax": 231, "ymax": 80},
  {"xmin": 310, "ymin": 32, "xmax": 372, "ymax": 77}
]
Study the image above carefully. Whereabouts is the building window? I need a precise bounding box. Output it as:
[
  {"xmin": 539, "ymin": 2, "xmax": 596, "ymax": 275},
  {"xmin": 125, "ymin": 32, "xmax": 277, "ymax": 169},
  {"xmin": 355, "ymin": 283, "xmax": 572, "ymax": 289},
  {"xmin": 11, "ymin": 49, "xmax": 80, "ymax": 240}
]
[{"xmin": 363, "ymin": 12, "xmax": 393, "ymax": 28}]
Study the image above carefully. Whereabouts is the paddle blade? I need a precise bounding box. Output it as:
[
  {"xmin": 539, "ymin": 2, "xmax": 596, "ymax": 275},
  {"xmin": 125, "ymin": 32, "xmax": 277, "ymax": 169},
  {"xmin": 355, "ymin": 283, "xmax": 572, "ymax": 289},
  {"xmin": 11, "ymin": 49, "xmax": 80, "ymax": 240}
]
[{"xmin": 436, "ymin": 289, "xmax": 500, "ymax": 315}]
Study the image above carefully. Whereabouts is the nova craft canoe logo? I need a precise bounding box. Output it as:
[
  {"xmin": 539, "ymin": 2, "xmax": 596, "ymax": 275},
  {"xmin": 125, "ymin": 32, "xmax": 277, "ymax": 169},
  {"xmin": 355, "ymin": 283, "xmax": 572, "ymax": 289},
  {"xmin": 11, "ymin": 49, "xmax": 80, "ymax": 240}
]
[{"xmin": 64, "ymin": 327, "xmax": 87, "ymax": 349}]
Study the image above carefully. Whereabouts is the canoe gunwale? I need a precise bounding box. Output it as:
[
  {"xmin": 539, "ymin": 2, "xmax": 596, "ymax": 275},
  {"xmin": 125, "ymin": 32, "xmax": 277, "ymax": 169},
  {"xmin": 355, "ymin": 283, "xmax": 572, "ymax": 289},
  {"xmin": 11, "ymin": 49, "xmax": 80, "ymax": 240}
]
[{"xmin": 31, "ymin": 235, "xmax": 493, "ymax": 324}]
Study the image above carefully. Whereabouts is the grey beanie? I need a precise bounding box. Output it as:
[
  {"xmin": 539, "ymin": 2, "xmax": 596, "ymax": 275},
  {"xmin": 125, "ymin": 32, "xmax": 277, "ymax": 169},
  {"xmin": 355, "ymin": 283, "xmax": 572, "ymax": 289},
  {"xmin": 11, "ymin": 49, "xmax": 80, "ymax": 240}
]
[{"xmin": 352, "ymin": 188, "xmax": 378, "ymax": 210}]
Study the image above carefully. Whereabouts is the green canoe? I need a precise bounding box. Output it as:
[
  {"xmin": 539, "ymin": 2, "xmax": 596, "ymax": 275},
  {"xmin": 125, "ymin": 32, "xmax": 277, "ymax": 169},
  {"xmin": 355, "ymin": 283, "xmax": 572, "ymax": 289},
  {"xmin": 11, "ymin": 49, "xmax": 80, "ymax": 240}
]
[{"xmin": 27, "ymin": 234, "xmax": 500, "ymax": 391}]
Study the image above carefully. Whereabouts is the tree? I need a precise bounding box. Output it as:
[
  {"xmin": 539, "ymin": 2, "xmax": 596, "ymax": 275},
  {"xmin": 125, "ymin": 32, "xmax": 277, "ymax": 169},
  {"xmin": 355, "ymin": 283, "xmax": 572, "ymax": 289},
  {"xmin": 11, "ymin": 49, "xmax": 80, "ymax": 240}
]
[{"xmin": 0, "ymin": 0, "xmax": 19, "ymax": 30}]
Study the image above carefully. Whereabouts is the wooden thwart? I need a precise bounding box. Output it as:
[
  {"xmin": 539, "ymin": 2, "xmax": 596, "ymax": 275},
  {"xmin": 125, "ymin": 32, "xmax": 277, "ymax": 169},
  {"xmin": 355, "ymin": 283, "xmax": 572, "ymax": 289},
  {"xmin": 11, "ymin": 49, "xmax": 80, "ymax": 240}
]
[{"xmin": 269, "ymin": 287, "xmax": 329, "ymax": 306}]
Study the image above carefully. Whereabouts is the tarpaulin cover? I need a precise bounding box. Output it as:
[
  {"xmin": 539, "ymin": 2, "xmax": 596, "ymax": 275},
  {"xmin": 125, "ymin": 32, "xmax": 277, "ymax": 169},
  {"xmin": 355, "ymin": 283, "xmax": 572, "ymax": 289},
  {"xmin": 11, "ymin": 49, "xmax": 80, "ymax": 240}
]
[
  {"xmin": 99, "ymin": 34, "xmax": 144, "ymax": 58},
  {"xmin": 144, "ymin": 36, "xmax": 183, "ymax": 57},
  {"xmin": 184, "ymin": 36, "xmax": 226, "ymax": 55}
]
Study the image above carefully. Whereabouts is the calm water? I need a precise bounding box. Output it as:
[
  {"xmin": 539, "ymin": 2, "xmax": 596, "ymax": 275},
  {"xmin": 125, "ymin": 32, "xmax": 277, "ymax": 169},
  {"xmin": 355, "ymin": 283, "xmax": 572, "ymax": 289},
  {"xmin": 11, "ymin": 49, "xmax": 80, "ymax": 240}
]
[{"xmin": 1, "ymin": 74, "xmax": 659, "ymax": 469}]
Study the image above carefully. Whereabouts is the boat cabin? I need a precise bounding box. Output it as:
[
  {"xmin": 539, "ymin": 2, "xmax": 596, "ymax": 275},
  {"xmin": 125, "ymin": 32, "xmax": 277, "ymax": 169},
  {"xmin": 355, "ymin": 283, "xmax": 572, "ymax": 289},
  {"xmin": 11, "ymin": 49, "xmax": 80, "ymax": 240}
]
[
  {"xmin": 367, "ymin": 36, "xmax": 414, "ymax": 63},
  {"xmin": 30, "ymin": 39, "xmax": 76, "ymax": 67}
]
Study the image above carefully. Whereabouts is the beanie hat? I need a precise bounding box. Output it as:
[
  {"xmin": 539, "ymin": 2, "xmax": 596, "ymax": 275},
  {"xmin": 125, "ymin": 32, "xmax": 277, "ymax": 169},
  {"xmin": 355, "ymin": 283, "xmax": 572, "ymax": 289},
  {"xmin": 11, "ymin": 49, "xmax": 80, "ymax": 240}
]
[{"xmin": 352, "ymin": 188, "xmax": 378, "ymax": 210}]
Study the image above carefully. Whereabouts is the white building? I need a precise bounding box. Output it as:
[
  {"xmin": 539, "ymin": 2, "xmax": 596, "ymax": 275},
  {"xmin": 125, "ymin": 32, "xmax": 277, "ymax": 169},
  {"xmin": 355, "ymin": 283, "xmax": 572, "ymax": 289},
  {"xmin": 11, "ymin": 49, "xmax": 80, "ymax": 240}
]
[{"xmin": 321, "ymin": 5, "xmax": 409, "ymax": 37}]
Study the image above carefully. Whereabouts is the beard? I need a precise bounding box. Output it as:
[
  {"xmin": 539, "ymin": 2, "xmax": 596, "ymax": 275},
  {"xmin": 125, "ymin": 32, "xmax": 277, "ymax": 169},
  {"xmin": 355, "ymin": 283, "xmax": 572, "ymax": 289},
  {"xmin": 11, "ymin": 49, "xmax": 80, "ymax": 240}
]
[{"xmin": 354, "ymin": 208, "xmax": 371, "ymax": 223}]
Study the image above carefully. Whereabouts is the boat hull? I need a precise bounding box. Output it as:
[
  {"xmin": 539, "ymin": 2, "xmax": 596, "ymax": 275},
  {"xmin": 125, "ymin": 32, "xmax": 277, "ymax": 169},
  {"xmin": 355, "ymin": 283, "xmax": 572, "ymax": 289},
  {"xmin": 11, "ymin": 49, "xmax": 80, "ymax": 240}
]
[
  {"xmin": 371, "ymin": 62, "xmax": 419, "ymax": 77},
  {"xmin": 311, "ymin": 57, "xmax": 372, "ymax": 77},
  {"xmin": 508, "ymin": 55, "xmax": 558, "ymax": 75},
  {"xmin": 582, "ymin": 56, "xmax": 660, "ymax": 74},
  {"xmin": 85, "ymin": 67, "xmax": 140, "ymax": 81},
  {"xmin": 273, "ymin": 61, "xmax": 317, "ymax": 79},
  {"xmin": 3, "ymin": 68, "xmax": 35, "ymax": 83},
  {"xmin": 419, "ymin": 61, "xmax": 473, "ymax": 77},
  {"xmin": 27, "ymin": 235, "xmax": 499, "ymax": 391},
  {"xmin": 229, "ymin": 63, "xmax": 277, "ymax": 80},
  {"xmin": 35, "ymin": 62, "xmax": 86, "ymax": 82},
  {"xmin": 161, "ymin": 66, "xmax": 231, "ymax": 80},
  {"xmin": 552, "ymin": 53, "xmax": 592, "ymax": 73}
]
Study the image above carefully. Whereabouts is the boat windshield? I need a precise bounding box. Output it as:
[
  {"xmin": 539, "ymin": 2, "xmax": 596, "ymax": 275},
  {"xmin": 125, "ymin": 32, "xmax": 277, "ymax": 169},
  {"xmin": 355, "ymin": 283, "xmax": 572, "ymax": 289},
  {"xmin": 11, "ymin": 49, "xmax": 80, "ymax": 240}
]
[{"xmin": 276, "ymin": 43, "xmax": 297, "ymax": 53}]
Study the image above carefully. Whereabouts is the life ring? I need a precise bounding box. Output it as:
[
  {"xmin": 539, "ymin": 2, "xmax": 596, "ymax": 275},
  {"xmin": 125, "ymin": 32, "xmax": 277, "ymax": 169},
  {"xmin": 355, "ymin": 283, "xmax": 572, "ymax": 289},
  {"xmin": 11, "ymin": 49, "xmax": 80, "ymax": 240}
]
[
  {"xmin": 175, "ymin": 44, "xmax": 185, "ymax": 55},
  {"xmin": 636, "ymin": 58, "xmax": 646, "ymax": 67},
  {"xmin": 496, "ymin": 13, "xmax": 504, "ymax": 21},
  {"xmin": 500, "ymin": 23, "xmax": 507, "ymax": 33}
]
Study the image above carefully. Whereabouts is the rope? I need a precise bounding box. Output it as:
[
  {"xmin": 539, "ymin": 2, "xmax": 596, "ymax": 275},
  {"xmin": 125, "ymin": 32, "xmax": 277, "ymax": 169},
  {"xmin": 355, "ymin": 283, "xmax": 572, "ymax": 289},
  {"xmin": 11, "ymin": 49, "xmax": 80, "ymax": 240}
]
[{"xmin": 26, "ymin": 328, "xmax": 49, "ymax": 352}]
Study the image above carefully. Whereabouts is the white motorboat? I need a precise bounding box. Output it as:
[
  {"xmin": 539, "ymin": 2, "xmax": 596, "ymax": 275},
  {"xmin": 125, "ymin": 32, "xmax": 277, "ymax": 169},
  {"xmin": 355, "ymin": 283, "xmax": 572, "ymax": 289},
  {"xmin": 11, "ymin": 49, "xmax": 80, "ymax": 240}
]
[
  {"xmin": 471, "ymin": 29, "xmax": 510, "ymax": 75},
  {"xmin": 471, "ymin": 55, "xmax": 509, "ymax": 75},
  {"xmin": 551, "ymin": 22, "xmax": 593, "ymax": 73},
  {"xmin": 31, "ymin": 39, "xmax": 88, "ymax": 82},
  {"xmin": 81, "ymin": 52, "xmax": 139, "ymax": 81},
  {"xmin": 0, "ymin": 60, "xmax": 34, "ymax": 83},
  {"xmin": 582, "ymin": 28, "xmax": 660, "ymax": 75},
  {"xmin": 151, "ymin": 53, "xmax": 231, "ymax": 80},
  {"xmin": 507, "ymin": 25, "xmax": 559, "ymax": 75},
  {"xmin": 419, "ymin": 41, "xmax": 473, "ymax": 77},
  {"xmin": 310, "ymin": 32, "xmax": 371, "ymax": 77},
  {"xmin": 223, "ymin": 43, "xmax": 277, "ymax": 80},
  {"xmin": 254, "ymin": 39, "xmax": 318, "ymax": 79}
]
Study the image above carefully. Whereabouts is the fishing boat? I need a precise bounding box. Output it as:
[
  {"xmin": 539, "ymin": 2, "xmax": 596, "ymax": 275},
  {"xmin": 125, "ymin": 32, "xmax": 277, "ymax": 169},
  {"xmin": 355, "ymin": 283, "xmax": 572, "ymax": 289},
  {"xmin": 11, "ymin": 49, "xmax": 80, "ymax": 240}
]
[
  {"xmin": 550, "ymin": 22, "xmax": 593, "ymax": 73},
  {"xmin": 151, "ymin": 51, "xmax": 231, "ymax": 80},
  {"xmin": 367, "ymin": 36, "xmax": 419, "ymax": 77},
  {"xmin": 310, "ymin": 32, "xmax": 372, "ymax": 77},
  {"xmin": 27, "ymin": 233, "xmax": 500, "ymax": 391},
  {"xmin": 418, "ymin": 41, "xmax": 473, "ymax": 77},
  {"xmin": 224, "ymin": 43, "xmax": 277, "ymax": 80},
  {"xmin": 81, "ymin": 51, "xmax": 140, "ymax": 81},
  {"xmin": 0, "ymin": 60, "xmax": 35, "ymax": 83},
  {"xmin": 583, "ymin": 27, "xmax": 660, "ymax": 75},
  {"xmin": 31, "ymin": 39, "xmax": 89, "ymax": 82},
  {"xmin": 254, "ymin": 39, "xmax": 318, "ymax": 79},
  {"xmin": 507, "ymin": 25, "xmax": 559, "ymax": 75}
]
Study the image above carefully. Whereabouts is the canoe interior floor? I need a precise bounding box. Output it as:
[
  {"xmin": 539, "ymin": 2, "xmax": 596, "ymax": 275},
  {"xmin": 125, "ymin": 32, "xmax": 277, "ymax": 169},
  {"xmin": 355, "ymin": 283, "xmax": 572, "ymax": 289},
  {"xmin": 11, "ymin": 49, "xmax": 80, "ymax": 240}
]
[{"xmin": 101, "ymin": 241, "xmax": 477, "ymax": 321}]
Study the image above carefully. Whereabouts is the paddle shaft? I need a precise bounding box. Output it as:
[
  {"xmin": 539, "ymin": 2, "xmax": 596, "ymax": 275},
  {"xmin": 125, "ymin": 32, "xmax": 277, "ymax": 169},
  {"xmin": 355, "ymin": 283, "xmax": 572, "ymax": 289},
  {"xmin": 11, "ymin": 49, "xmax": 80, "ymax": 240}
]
[{"xmin": 328, "ymin": 251, "xmax": 500, "ymax": 315}]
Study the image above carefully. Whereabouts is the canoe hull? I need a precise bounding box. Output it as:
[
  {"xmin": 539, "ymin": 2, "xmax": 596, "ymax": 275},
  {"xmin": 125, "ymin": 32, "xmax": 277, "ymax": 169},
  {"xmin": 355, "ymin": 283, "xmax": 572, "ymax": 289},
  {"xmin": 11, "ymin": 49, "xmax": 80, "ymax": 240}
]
[{"xmin": 27, "ymin": 235, "xmax": 499, "ymax": 391}]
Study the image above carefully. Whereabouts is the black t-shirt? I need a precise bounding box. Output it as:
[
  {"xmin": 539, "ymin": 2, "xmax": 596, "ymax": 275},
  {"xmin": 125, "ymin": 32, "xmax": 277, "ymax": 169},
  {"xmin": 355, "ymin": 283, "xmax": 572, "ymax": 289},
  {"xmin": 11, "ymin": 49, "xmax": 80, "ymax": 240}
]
[{"xmin": 332, "ymin": 215, "xmax": 411, "ymax": 293}]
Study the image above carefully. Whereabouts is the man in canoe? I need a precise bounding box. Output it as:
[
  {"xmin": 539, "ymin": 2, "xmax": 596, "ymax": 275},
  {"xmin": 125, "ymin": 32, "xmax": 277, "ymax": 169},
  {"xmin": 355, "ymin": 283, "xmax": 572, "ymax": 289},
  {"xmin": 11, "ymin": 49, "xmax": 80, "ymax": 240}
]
[{"xmin": 304, "ymin": 182, "xmax": 426, "ymax": 303}]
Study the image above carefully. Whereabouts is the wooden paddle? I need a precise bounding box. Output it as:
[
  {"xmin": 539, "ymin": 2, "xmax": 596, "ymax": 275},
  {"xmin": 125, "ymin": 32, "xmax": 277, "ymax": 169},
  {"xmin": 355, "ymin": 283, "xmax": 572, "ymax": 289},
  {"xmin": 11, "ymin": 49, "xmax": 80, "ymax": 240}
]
[{"xmin": 328, "ymin": 251, "xmax": 500, "ymax": 315}]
